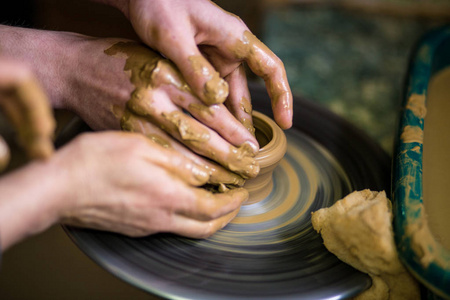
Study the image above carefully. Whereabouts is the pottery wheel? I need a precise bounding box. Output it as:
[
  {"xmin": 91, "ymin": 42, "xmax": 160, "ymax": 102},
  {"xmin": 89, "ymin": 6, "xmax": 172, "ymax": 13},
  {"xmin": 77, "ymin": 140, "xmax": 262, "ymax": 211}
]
[{"xmin": 59, "ymin": 83, "xmax": 390, "ymax": 299}]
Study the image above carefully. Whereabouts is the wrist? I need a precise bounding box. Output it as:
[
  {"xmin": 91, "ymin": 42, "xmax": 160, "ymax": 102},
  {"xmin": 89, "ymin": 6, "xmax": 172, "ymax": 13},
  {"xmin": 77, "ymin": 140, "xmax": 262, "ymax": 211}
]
[{"xmin": 0, "ymin": 157, "xmax": 72, "ymax": 250}]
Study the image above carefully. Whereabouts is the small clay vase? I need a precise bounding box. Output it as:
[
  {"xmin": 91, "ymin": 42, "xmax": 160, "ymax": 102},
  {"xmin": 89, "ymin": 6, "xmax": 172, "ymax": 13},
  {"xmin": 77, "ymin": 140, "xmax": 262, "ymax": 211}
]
[{"xmin": 244, "ymin": 111, "xmax": 287, "ymax": 204}]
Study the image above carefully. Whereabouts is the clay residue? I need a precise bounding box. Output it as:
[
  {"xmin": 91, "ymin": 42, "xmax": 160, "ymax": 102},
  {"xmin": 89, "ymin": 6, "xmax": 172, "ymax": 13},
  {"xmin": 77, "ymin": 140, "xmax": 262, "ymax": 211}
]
[
  {"xmin": 146, "ymin": 134, "xmax": 170, "ymax": 148},
  {"xmin": 106, "ymin": 41, "xmax": 256, "ymax": 188},
  {"xmin": 188, "ymin": 103, "xmax": 215, "ymax": 119},
  {"xmin": 125, "ymin": 87, "xmax": 155, "ymax": 118},
  {"xmin": 239, "ymin": 96, "xmax": 255, "ymax": 136},
  {"xmin": 0, "ymin": 136, "xmax": 10, "ymax": 172},
  {"xmin": 105, "ymin": 42, "xmax": 160, "ymax": 89},
  {"xmin": 226, "ymin": 142, "xmax": 259, "ymax": 179},
  {"xmin": 230, "ymin": 31, "xmax": 292, "ymax": 115},
  {"xmin": 0, "ymin": 78, "xmax": 55, "ymax": 161},
  {"xmin": 400, "ymin": 125, "xmax": 423, "ymax": 144},
  {"xmin": 162, "ymin": 111, "xmax": 210, "ymax": 143},
  {"xmin": 188, "ymin": 55, "xmax": 228, "ymax": 105},
  {"xmin": 150, "ymin": 60, "xmax": 191, "ymax": 93},
  {"xmin": 406, "ymin": 93, "xmax": 427, "ymax": 118},
  {"xmin": 311, "ymin": 190, "xmax": 420, "ymax": 299}
]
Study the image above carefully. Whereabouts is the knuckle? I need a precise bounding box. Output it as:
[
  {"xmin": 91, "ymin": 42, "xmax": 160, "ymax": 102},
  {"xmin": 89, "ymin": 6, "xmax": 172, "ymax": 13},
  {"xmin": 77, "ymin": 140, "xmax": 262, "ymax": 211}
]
[{"xmin": 197, "ymin": 222, "xmax": 217, "ymax": 239}]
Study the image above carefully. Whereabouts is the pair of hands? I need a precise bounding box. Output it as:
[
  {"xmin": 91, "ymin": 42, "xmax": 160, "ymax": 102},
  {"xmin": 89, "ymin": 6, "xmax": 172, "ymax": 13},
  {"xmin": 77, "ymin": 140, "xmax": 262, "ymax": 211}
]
[
  {"xmin": 0, "ymin": 61, "xmax": 249, "ymax": 249},
  {"xmin": 0, "ymin": 0, "xmax": 293, "ymax": 250}
]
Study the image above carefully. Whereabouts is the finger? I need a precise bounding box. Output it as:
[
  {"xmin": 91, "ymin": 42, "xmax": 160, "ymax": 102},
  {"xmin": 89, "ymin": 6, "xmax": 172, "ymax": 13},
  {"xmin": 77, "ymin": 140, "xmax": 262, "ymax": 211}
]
[
  {"xmin": 121, "ymin": 112, "xmax": 208, "ymax": 186},
  {"xmin": 171, "ymin": 207, "xmax": 241, "ymax": 239},
  {"xmin": 152, "ymin": 30, "xmax": 229, "ymax": 105},
  {"xmin": 0, "ymin": 77, "xmax": 55, "ymax": 159},
  {"xmin": 223, "ymin": 65, "xmax": 256, "ymax": 137},
  {"xmin": 169, "ymin": 187, "xmax": 247, "ymax": 238},
  {"xmin": 0, "ymin": 135, "xmax": 10, "ymax": 172},
  {"xmin": 121, "ymin": 111, "xmax": 246, "ymax": 186},
  {"xmin": 178, "ymin": 187, "xmax": 248, "ymax": 221},
  {"xmin": 232, "ymin": 31, "xmax": 293, "ymax": 129},
  {"xmin": 143, "ymin": 141, "xmax": 210, "ymax": 187},
  {"xmin": 156, "ymin": 109, "xmax": 259, "ymax": 179},
  {"xmin": 143, "ymin": 57, "xmax": 258, "ymax": 152},
  {"xmin": 126, "ymin": 90, "xmax": 259, "ymax": 178}
]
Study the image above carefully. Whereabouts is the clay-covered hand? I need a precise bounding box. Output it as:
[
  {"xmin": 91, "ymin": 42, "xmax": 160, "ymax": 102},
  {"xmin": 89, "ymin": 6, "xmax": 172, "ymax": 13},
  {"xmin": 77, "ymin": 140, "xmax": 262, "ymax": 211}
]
[
  {"xmin": 106, "ymin": 0, "xmax": 293, "ymax": 129},
  {"xmin": 0, "ymin": 26, "xmax": 259, "ymax": 178},
  {"xmin": 57, "ymin": 131, "xmax": 248, "ymax": 238},
  {"xmin": 0, "ymin": 57, "xmax": 55, "ymax": 170},
  {"xmin": 106, "ymin": 41, "xmax": 260, "ymax": 178}
]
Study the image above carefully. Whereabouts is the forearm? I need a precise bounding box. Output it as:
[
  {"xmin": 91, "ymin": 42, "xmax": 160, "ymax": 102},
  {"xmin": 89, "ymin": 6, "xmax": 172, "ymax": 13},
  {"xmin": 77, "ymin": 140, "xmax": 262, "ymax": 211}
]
[
  {"xmin": 0, "ymin": 25, "xmax": 133, "ymax": 130},
  {"xmin": 0, "ymin": 159, "xmax": 70, "ymax": 250},
  {"xmin": 0, "ymin": 25, "xmax": 81, "ymax": 109}
]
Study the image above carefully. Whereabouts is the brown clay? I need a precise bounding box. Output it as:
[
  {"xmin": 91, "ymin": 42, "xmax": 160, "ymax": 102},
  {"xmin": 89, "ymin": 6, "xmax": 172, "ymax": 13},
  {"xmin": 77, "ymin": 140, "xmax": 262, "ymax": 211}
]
[
  {"xmin": 243, "ymin": 111, "xmax": 287, "ymax": 204},
  {"xmin": 0, "ymin": 77, "xmax": 55, "ymax": 161}
]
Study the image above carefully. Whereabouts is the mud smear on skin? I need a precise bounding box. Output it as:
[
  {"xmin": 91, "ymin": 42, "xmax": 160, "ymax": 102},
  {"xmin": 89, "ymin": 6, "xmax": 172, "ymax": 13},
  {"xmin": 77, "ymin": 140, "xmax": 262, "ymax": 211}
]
[{"xmin": 104, "ymin": 41, "xmax": 258, "ymax": 181}]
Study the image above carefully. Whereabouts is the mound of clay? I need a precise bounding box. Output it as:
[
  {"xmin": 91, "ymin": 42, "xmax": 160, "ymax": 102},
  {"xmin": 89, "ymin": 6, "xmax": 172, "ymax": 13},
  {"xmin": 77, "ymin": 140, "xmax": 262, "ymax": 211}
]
[{"xmin": 311, "ymin": 190, "xmax": 419, "ymax": 300}]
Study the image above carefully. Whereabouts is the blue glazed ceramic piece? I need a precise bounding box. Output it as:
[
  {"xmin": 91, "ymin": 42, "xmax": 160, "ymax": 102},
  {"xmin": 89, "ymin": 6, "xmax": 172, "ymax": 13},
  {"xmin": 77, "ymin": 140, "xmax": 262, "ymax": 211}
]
[{"xmin": 393, "ymin": 26, "xmax": 450, "ymax": 299}]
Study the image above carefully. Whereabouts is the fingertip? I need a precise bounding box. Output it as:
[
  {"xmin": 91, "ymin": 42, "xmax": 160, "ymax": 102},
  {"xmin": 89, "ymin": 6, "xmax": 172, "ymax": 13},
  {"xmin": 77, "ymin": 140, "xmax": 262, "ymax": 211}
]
[
  {"xmin": 273, "ymin": 93, "xmax": 293, "ymax": 130},
  {"xmin": 186, "ymin": 55, "xmax": 229, "ymax": 106},
  {"xmin": 231, "ymin": 187, "xmax": 249, "ymax": 204},
  {"xmin": 275, "ymin": 112, "xmax": 293, "ymax": 130},
  {"xmin": 204, "ymin": 75, "xmax": 229, "ymax": 105}
]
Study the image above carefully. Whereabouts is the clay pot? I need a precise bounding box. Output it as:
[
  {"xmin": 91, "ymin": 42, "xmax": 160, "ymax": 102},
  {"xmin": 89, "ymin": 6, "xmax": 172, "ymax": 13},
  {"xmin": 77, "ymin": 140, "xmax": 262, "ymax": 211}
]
[{"xmin": 244, "ymin": 111, "xmax": 287, "ymax": 204}]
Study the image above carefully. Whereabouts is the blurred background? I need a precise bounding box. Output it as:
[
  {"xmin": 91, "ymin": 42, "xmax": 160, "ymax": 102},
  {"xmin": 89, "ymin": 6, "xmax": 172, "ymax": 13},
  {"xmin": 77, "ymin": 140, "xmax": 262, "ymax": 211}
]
[{"xmin": 0, "ymin": 0, "xmax": 449, "ymax": 299}]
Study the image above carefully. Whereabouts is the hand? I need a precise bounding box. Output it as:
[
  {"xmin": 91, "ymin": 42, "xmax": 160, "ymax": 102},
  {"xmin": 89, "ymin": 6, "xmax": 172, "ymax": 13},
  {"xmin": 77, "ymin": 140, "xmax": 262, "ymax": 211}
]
[
  {"xmin": 119, "ymin": 0, "xmax": 293, "ymax": 129},
  {"xmin": 56, "ymin": 131, "xmax": 248, "ymax": 238},
  {"xmin": 0, "ymin": 57, "xmax": 55, "ymax": 170},
  {"xmin": 106, "ymin": 41, "xmax": 259, "ymax": 178},
  {"xmin": 0, "ymin": 26, "xmax": 259, "ymax": 178},
  {"xmin": 0, "ymin": 131, "xmax": 248, "ymax": 250}
]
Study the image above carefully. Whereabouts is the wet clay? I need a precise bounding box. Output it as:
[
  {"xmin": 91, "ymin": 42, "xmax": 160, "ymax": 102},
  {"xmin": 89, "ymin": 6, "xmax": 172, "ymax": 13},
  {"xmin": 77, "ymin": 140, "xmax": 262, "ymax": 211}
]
[
  {"xmin": 188, "ymin": 55, "xmax": 228, "ymax": 105},
  {"xmin": 105, "ymin": 42, "xmax": 193, "ymax": 104},
  {"xmin": 238, "ymin": 96, "xmax": 255, "ymax": 136},
  {"xmin": 0, "ymin": 136, "xmax": 10, "ymax": 172},
  {"xmin": 231, "ymin": 31, "xmax": 291, "ymax": 113},
  {"xmin": 105, "ymin": 41, "xmax": 257, "ymax": 180},
  {"xmin": 0, "ymin": 77, "xmax": 55, "ymax": 161},
  {"xmin": 312, "ymin": 190, "xmax": 420, "ymax": 299},
  {"xmin": 423, "ymin": 67, "xmax": 450, "ymax": 250},
  {"xmin": 162, "ymin": 111, "xmax": 210, "ymax": 143},
  {"xmin": 120, "ymin": 109, "xmax": 246, "ymax": 187},
  {"xmin": 243, "ymin": 111, "xmax": 287, "ymax": 204}
]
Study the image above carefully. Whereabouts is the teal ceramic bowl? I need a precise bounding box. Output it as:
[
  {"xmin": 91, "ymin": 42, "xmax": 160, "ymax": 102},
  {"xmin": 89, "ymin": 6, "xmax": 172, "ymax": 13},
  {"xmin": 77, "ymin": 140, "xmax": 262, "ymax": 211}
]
[{"xmin": 393, "ymin": 26, "xmax": 450, "ymax": 298}]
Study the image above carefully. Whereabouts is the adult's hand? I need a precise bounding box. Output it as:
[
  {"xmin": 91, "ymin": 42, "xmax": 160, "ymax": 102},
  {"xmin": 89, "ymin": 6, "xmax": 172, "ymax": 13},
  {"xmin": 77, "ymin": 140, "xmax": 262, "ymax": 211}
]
[
  {"xmin": 0, "ymin": 131, "xmax": 248, "ymax": 250},
  {"xmin": 0, "ymin": 26, "xmax": 259, "ymax": 178},
  {"xmin": 97, "ymin": 0, "xmax": 293, "ymax": 130},
  {"xmin": 106, "ymin": 41, "xmax": 259, "ymax": 178}
]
